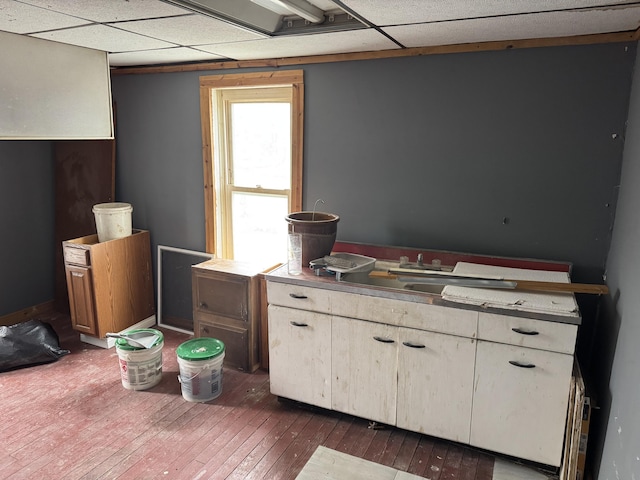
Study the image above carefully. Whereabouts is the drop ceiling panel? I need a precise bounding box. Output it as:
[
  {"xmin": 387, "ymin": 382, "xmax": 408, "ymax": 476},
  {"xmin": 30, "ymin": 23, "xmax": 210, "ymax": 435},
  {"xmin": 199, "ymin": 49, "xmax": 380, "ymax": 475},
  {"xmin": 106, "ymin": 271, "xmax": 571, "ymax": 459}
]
[
  {"xmin": 384, "ymin": 6, "xmax": 640, "ymax": 47},
  {"xmin": 112, "ymin": 13, "xmax": 266, "ymax": 46},
  {"xmin": 16, "ymin": 0, "xmax": 191, "ymax": 23},
  {"xmin": 341, "ymin": 0, "xmax": 640, "ymax": 26},
  {"xmin": 196, "ymin": 28, "xmax": 399, "ymax": 60},
  {"xmin": 32, "ymin": 24, "xmax": 178, "ymax": 52},
  {"xmin": 109, "ymin": 47, "xmax": 225, "ymax": 66},
  {"xmin": 0, "ymin": 0, "xmax": 89, "ymax": 34}
]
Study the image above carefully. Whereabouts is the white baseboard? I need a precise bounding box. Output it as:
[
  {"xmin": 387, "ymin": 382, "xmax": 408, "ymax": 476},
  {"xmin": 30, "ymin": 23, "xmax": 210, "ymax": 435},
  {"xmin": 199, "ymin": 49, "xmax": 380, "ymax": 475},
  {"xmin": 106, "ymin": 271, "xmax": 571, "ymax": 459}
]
[{"xmin": 80, "ymin": 315, "xmax": 157, "ymax": 349}]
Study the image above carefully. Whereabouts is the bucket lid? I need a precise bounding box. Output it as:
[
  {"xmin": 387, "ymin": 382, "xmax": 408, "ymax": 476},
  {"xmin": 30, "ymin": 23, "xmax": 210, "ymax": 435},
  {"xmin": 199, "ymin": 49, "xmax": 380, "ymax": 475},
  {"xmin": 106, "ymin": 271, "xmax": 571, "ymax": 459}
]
[
  {"xmin": 92, "ymin": 202, "xmax": 133, "ymax": 213},
  {"xmin": 115, "ymin": 329, "xmax": 163, "ymax": 351},
  {"xmin": 177, "ymin": 338, "xmax": 225, "ymax": 361}
]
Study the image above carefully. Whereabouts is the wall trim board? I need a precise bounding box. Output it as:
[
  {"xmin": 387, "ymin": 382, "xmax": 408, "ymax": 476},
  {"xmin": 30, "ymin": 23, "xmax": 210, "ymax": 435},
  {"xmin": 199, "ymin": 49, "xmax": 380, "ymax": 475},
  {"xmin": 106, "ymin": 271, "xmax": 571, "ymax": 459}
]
[
  {"xmin": 111, "ymin": 29, "xmax": 638, "ymax": 77},
  {"xmin": 0, "ymin": 301, "xmax": 57, "ymax": 327}
]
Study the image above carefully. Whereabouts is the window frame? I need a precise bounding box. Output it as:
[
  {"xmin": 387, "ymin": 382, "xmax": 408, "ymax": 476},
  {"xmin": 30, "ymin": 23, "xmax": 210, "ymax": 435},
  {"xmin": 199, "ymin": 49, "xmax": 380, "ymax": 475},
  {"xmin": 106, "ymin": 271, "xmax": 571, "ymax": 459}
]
[{"xmin": 199, "ymin": 70, "xmax": 304, "ymax": 255}]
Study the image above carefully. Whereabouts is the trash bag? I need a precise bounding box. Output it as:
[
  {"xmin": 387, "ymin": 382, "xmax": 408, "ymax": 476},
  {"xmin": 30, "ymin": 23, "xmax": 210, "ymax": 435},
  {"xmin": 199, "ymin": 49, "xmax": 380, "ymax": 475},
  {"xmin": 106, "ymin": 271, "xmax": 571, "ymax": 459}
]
[{"xmin": 0, "ymin": 319, "xmax": 70, "ymax": 372}]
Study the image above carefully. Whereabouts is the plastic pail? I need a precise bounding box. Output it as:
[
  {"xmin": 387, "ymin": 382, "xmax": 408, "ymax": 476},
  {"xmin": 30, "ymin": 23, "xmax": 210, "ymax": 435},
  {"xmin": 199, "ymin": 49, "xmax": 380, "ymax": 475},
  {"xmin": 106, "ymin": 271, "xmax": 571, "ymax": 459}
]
[
  {"xmin": 176, "ymin": 338, "xmax": 225, "ymax": 402},
  {"xmin": 92, "ymin": 202, "xmax": 133, "ymax": 242},
  {"xmin": 115, "ymin": 329, "xmax": 164, "ymax": 391}
]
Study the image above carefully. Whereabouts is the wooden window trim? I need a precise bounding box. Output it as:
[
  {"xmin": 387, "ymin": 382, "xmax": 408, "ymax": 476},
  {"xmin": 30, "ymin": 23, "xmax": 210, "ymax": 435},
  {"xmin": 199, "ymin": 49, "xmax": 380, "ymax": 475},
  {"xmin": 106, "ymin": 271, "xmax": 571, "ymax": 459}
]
[{"xmin": 199, "ymin": 70, "xmax": 304, "ymax": 254}]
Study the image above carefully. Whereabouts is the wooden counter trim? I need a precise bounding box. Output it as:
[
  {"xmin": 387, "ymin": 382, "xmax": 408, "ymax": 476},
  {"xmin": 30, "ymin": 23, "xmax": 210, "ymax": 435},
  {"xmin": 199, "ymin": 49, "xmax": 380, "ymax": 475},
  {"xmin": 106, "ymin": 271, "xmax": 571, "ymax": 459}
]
[
  {"xmin": 110, "ymin": 30, "xmax": 637, "ymax": 76},
  {"xmin": 0, "ymin": 300, "xmax": 56, "ymax": 327}
]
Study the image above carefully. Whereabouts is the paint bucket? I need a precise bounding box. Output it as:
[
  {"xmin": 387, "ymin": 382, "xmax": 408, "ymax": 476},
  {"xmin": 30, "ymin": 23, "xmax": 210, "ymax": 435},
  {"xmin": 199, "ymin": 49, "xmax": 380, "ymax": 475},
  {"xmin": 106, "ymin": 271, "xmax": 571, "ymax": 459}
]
[
  {"xmin": 176, "ymin": 337, "xmax": 225, "ymax": 402},
  {"xmin": 92, "ymin": 202, "xmax": 133, "ymax": 242},
  {"xmin": 115, "ymin": 329, "xmax": 164, "ymax": 391}
]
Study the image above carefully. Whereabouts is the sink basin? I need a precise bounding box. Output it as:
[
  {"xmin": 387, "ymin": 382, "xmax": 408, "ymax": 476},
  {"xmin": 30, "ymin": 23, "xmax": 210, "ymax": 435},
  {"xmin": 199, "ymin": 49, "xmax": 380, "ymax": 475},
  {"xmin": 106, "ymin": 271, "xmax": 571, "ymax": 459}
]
[{"xmin": 340, "ymin": 261, "xmax": 444, "ymax": 295}]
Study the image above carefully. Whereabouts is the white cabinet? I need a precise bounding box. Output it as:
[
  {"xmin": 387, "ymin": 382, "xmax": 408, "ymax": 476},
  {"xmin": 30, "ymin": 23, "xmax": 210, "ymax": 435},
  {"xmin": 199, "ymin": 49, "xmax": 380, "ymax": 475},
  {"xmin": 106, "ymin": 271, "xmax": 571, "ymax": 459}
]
[
  {"xmin": 397, "ymin": 327, "xmax": 476, "ymax": 443},
  {"xmin": 268, "ymin": 304, "xmax": 332, "ymax": 409},
  {"xmin": 266, "ymin": 276, "xmax": 578, "ymax": 468},
  {"xmin": 332, "ymin": 317, "xmax": 398, "ymax": 425},
  {"xmin": 470, "ymin": 312, "xmax": 578, "ymax": 466}
]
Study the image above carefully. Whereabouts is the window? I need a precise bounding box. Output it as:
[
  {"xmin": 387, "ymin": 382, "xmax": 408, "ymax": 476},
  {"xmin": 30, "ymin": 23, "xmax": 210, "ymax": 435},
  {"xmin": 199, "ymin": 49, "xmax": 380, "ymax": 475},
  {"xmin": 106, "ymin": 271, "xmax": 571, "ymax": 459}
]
[{"xmin": 200, "ymin": 70, "xmax": 304, "ymax": 262}]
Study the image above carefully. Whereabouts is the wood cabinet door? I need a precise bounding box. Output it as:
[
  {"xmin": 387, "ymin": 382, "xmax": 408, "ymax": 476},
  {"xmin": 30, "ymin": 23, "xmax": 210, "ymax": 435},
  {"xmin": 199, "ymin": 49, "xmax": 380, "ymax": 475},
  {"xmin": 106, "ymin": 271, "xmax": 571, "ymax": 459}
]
[
  {"xmin": 267, "ymin": 305, "xmax": 331, "ymax": 409},
  {"xmin": 65, "ymin": 264, "xmax": 97, "ymax": 335},
  {"xmin": 470, "ymin": 341, "xmax": 574, "ymax": 467},
  {"xmin": 396, "ymin": 328, "xmax": 476, "ymax": 443},
  {"xmin": 332, "ymin": 317, "xmax": 398, "ymax": 425}
]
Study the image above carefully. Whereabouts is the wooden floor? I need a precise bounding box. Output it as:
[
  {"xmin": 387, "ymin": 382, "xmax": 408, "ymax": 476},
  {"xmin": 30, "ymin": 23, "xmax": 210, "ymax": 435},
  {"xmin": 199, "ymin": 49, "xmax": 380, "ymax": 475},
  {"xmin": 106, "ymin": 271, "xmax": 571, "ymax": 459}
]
[{"xmin": 1, "ymin": 313, "xmax": 526, "ymax": 480}]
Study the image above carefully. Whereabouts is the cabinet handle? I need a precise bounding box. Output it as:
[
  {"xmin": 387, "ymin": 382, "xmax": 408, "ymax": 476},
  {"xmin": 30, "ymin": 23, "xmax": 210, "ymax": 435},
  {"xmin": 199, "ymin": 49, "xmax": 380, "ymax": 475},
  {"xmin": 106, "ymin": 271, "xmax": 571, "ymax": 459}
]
[
  {"xmin": 402, "ymin": 341, "xmax": 426, "ymax": 349},
  {"xmin": 289, "ymin": 293, "xmax": 308, "ymax": 299},
  {"xmin": 509, "ymin": 360, "xmax": 536, "ymax": 369},
  {"xmin": 373, "ymin": 336, "xmax": 395, "ymax": 344},
  {"xmin": 512, "ymin": 327, "xmax": 539, "ymax": 336},
  {"xmin": 290, "ymin": 321, "xmax": 308, "ymax": 327},
  {"xmin": 199, "ymin": 302, "xmax": 208, "ymax": 309}
]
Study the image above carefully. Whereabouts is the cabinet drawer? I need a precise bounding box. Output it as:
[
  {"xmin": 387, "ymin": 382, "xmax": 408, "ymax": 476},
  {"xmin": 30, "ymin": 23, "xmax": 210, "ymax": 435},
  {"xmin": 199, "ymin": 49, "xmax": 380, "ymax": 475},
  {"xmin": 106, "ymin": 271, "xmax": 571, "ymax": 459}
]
[
  {"xmin": 478, "ymin": 313, "xmax": 577, "ymax": 354},
  {"xmin": 194, "ymin": 272, "xmax": 249, "ymax": 321},
  {"xmin": 64, "ymin": 246, "xmax": 90, "ymax": 266},
  {"xmin": 197, "ymin": 319, "xmax": 249, "ymax": 371},
  {"xmin": 267, "ymin": 281, "xmax": 477, "ymax": 338}
]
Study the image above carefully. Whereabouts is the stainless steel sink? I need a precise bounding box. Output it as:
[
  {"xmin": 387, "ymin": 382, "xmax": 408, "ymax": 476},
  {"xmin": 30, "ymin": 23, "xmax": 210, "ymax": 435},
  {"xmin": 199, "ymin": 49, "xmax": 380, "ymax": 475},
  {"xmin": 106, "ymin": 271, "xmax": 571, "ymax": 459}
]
[{"xmin": 340, "ymin": 261, "xmax": 444, "ymax": 295}]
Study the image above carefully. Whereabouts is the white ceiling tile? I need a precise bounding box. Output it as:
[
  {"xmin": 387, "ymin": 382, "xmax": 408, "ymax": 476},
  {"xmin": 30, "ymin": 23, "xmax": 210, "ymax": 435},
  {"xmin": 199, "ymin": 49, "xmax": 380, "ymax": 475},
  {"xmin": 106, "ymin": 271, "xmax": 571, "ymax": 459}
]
[
  {"xmin": 0, "ymin": 0, "xmax": 89, "ymax": 33},
  {"xmin": 109, "ymin": 47, "xmax": 225, "ymax": 66},
  {"xmin": 197, "ymin": 28, "xmax": 399, "ymax": 60},
  {"xmin": 384, "ymin": 6, "xmax": 640, "ymax": 47},
  {"xmin": 111, "ymin": 14, "xmax": 266, "ymax": 46},
  {"xmin": 341, "ymin": 0, "xmax": 640, "ymax": 25},
  {"xmin": 31, "ymin": 24, "xmax": 177, "ymax": 52},
  {"xmin": 16, "ymin": 0, "xmax": 192, "ymax": 23}
]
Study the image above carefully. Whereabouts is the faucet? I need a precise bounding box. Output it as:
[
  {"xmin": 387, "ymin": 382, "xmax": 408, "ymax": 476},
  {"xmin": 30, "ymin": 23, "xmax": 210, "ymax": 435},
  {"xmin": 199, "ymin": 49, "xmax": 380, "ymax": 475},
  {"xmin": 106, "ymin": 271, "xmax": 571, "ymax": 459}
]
[{"xmin": 417, "ymin": 253, "xmax": 424, "ymax": 267}]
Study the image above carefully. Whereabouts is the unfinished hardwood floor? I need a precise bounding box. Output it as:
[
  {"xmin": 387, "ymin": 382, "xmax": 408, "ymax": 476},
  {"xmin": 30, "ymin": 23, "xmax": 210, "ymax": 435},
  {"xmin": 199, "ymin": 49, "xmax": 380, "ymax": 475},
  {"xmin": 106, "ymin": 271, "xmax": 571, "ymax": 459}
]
[{"xmin": 1, "ymin": 313, "xmax": 502, "ymax": 480}]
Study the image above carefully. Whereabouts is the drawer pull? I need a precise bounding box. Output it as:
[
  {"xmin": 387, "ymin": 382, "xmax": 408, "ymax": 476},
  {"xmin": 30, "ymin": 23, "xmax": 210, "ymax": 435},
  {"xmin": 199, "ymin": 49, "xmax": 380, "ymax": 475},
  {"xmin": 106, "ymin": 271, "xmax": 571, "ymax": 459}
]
[
  {"xmin": 290, "ymin": 321, "xmax": 308, "ymax": 327},
  {"xmin": 289, "ymin": 293, "xmax": 308, "ymax": 299},
  {"xmin": 512, "ymin": 327, "xmax": 539, "ymax": 336},
  {"xmin": 509, "ymin": 360, "xmax": 536, "ymax": 369},
  {"xmin": 373, "ymin": 336, "xmax": 395, "ymax": 344},
  {"xmin": 402, "ymin": 341, "xmax": 426, "ymax": 349},
  {"xmin": 199, "ymin": 302, "xmax": 208, "ymax": 308}
]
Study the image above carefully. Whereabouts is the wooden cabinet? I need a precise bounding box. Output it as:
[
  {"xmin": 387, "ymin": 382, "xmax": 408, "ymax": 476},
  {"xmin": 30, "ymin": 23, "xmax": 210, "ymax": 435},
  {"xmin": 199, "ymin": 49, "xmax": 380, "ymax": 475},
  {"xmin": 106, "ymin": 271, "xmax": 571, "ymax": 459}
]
[
  {"xmin": 266, "ymin": 269, "xmax": 579, "ymax": 467},
  {"xmin": 192, "ymin": 259, "xmax": 272, "ymax": 373},
  {"xmin": 63, "ymin": 230, "xmax": 155, "ymax": 338}
]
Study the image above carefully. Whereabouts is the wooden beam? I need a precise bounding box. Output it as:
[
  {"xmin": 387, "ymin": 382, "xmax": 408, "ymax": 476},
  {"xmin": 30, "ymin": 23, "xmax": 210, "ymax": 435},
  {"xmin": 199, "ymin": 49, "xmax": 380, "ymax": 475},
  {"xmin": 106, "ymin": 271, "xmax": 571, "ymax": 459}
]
[{"xmin": 111, "ymin": 30, "xmax": 637, "ymax": 77}]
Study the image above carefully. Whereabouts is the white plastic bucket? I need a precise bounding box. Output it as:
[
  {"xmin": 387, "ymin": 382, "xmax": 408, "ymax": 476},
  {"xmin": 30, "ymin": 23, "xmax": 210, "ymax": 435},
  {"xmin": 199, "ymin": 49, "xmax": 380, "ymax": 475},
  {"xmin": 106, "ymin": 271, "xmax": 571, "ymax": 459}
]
[
  {"xmin": 115, "ymin": 329, "xmax": 164, "ymax": 391},
  {"xmin": 176, "ymin": 338, "xmax": 225, "ymax": 402},
  {"xmin": 92, "ymin": 202, "xmax": 133, "ymax": 242}
]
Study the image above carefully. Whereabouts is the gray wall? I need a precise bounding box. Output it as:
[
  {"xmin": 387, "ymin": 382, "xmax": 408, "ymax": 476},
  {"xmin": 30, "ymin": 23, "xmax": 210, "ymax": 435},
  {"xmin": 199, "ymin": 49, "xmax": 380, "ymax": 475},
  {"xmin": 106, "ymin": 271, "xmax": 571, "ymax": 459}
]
[
  {"xmin": 593, "ymin": 46, "xmax": 640, "ymax": 480},
  {"xmin": 0, "ymin": 141, "xmax": 54, "ymax": 316}
]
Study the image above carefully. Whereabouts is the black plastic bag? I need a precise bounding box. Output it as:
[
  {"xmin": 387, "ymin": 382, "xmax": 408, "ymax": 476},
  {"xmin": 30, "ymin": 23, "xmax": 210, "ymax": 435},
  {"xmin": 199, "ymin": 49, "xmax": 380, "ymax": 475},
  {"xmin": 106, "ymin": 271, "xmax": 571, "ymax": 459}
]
[{"xmin": 0, "ymin": 319, "xmax": 70, "ymax": 372}]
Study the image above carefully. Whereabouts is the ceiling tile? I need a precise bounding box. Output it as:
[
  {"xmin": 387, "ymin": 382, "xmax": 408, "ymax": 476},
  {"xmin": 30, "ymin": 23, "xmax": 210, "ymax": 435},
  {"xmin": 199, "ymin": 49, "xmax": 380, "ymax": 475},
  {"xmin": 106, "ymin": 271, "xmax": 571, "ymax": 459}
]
[
  {"xmin": 384, "ymin": 6, "xmax": 640, "ymax": 47},
  {"xmin": 111, "ymin": 14, "xmax": 266, "ymax": 46},
  {"xmin": 196, "ymin": 28, "xmax": 399, "ymax": 60},
  {"xmin": 31, "ymin": 24, "xmax": 177, "ymax": 52},
  {"xmin": 109, "ymin": 47, "xmax": 226, "ymax": 66},
  {"xmin": 17, "ymin": 0, "xmax": 191, "ymax": 23},
  {"xmin": 342, "ymin": 0, "xmax": 640, "ymax": 25},
  {"xmin": 0, "ymin": 0, "xmax": 89, "ymax": 34}
]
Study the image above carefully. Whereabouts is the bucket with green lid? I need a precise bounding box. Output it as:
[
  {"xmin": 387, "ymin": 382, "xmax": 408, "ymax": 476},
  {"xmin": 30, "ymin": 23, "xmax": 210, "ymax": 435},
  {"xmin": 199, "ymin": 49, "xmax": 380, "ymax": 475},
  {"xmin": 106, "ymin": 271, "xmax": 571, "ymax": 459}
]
[
  {"xmin": 115, "ymin": 328, "xmax": 164, "ymax": 391},
  {"xmin": 176, "ymin": 337, "xmax": 225, "ymax": 402}
]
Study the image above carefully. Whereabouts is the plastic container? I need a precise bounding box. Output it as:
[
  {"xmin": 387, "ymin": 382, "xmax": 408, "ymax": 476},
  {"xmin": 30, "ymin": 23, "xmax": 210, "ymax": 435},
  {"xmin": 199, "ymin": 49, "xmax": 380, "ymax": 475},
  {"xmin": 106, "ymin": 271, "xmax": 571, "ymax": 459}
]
[
  {"xmin": 115, "ymin": 329, "xmax": 164, "ymax": 391},
  {"xmin": 176, "ymin": 337, "xmax": 225, "ymax": 402},
  {"xmin": 92, "ymin": 202, "xmax": 133, "ymax": 242}
]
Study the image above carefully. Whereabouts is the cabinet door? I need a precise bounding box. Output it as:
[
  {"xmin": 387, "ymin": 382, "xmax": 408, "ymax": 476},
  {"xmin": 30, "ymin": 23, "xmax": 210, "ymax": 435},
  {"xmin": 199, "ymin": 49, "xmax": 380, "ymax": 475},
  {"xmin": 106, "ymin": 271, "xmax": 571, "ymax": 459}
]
[
  {"xmin": 65, "ymin": 265, "xmax": 97, "ymax": 335},
  {"xmin": 397, "ymin": 328, "xmax": 475, "ymax": 443},
  {"xmin": 198, "ymin": 319, "xmax": 249, "ymax": 371},
  {"xmin": 195, "ymin": 272, "xmax": 249, "ymax": 321},
  {"xmin": 332, "ymin": 317, "xmax": 398, "ymax": 425},
  {"xmin": 470, "ymin": 341, "xmax": 574, "ymax": 467},
  {"xmin": 268, "ymin": 305, "xmax": 331, "ymax": 409}
]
